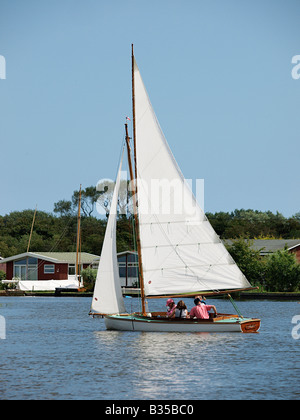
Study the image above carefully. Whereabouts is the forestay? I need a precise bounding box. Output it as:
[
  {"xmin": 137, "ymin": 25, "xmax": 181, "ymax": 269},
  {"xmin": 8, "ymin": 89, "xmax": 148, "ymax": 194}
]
[
  {"xmin": 91, "ymin": 155, "xmax": 126, "ymax": 314},
  {"xmin": 133, "ymin": 58, "xmax": 251, "ymax": 297}
]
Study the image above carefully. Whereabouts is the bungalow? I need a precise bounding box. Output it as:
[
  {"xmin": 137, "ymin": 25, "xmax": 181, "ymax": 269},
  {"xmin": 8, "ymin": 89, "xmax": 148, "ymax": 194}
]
[
  {"xmin": 250, "ymin": 239, "xmax": 300, "ymax": 262},
  {"xmin": 225, "ymin": 239, "xmax": 300, "ymax": 262},
  {"xmin": 117, "ymin": 251, "xmax": 138, "ymax": 287},
  {"xmin": 0, "ymin": 252, "xmax": 99, "ymax": 291},
  {"xmin": 0, "ymin": 250, "xmax": 139, "ymax": 290}
]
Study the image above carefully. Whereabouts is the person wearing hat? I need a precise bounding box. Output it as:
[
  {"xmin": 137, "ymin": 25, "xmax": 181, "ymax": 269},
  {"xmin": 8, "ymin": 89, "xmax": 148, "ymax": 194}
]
[
  {"xmin": 189, "ymin": 298, "xmax": 217, "ymax": 320},
  {"xmin": 166, "ymin": 299, "xmax": 177, "ymax": 318}
]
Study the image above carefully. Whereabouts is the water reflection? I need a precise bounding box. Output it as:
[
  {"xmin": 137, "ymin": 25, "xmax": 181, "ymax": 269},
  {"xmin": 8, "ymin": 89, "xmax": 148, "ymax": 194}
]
[
  {"xmin": 2, "ymin": 297, "xmax": 299, "ymax": 400},
  {"xmin": 131, "ymin": 332, "xmax": 243, "ymax": 399},
  {"xmin": 92, "ymin": 326, "xmax": 244, "ymax": 399}
]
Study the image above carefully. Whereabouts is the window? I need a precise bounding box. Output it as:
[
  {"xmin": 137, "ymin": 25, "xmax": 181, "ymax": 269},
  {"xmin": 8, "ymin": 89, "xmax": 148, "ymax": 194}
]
[
  {"xmin": 128, "ymin": 264, "xmax": 138, "ymax": 278},
  {"xmin": 14, "ymin": 259, "xmax": 27, "ymax": 266},
  {"xmin": 69, "ymin": 264, "xmax": 76, "ymax": 275},
  {"xmin": 118, "ymin": 254, "xmax": 138, "ymax": 280},
  {"xmin": 119, "ymin": 263, "xmax": 127, "ymax": 278},
  {"xmin": 14, "ymin": 258, "xmax": 38, "ymax": 280},
  {"xmin": 44, "ymin": 264, "xmax": 55, "ymax": 274}
]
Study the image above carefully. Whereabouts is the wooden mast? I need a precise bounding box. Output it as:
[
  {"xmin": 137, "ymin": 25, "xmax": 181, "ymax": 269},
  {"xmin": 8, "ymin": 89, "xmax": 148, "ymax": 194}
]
[
  {"xmin": 26, "ymin": 205, "xmax": 37, "ymax": 280},
  {"xmin": 76, "ymin": 185, "xmax": 82, "ymax": 288},
  {"xmin": 27, "ymin": 205, "xmax": 37, "ymax": 253},
  {"xmin": 131, "ymin": 44, "xmax": 138, "ymax": 190},
  {"xmin": 130, "ymin": 44, "xmax": 146, "ymax": 316}
]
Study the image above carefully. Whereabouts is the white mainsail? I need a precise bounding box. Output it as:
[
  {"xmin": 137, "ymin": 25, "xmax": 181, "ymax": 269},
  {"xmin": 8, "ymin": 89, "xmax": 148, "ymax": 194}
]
[
  {"xmin": 133, "ymin": 57, "xmax": 251, "ymax": 297},
  {"xmin": 91, "ymin": 156, "xmax": 126, "ymax": 314}
]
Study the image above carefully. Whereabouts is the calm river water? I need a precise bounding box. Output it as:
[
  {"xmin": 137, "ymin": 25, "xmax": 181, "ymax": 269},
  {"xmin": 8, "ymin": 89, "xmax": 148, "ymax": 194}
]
[{"xmin": 0, "ymin": 296, "xmax": 299, "ymax": 400}]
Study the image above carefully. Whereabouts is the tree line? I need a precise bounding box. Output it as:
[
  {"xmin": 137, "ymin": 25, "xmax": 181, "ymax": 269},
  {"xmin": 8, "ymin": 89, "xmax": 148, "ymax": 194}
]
[
  {"xmin": 54, "ymin": 185, "xmax": 300, "ymax": 238},
  {"xmin": 0, "ymin": 186, "xmax": 299, "ymax": 293},
  {"xmin": 0, "ymin": 200, "xmax": 299, "ymax": 260},
  {"xmin": 206, "ymin": 209, "xmax": 300, "ymax": 239},
  {"xmin": 0, "ymin": 207, "xmax": 299, "ymax": 259},
  {"xmin": 0, "ymin": 210, "xmax": 134, "ymax": 259},
  {"xmin": 226, "ymin": 239, "xmax": 300, "ymax": 293}
]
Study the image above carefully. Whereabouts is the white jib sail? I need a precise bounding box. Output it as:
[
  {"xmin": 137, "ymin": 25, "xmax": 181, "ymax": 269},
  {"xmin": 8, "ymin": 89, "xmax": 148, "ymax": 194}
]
[
  {"xmin": 91, "ymin": 155, "xmax": 126, "ymax": 314},
  {"xmin": 133, "ymin": 57, "xmax": 251, "ymax": 296}
]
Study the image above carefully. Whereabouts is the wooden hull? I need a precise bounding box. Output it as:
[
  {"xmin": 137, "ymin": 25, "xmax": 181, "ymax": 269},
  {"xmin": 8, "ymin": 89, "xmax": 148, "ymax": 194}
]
[{"xmin": 104, "ymin": 313, "xmax": 261, "ymax": 333}]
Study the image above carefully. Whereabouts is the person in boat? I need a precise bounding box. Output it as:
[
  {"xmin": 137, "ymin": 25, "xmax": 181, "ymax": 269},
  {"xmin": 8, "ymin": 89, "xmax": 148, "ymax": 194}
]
[
  {"xmin": 189, "ymin": 298, "xmax": 217, "ymax": 320},
  {"xmin": 166, "ymin": 299, "xmax": 177, "ymax": 317},
  {"xmin": 195, "ymin": 295, "xmax": 206, "ymax": 305},
  {"xmin": 174, "ymin": 300, "xmax": 189, "ymax": 319}
]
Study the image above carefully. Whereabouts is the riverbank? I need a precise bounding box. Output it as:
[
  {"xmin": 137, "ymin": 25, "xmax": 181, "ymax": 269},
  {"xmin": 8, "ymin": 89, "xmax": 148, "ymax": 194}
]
[
  {"xmin": 0, "ymin": 287, "xmax": 141, "ymax": 298},
  {"xmin": 1, "ymin": 289, "xmax": 300, "ymax": 300},
  {"xmin": 240, "ymin": 291, "xmax": 300, "ymax": 300}
]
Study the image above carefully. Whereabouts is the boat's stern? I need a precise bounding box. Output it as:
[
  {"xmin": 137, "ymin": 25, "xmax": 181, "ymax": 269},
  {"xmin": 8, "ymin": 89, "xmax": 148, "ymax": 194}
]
[{"xmin": 240, "ymin": 318, "xmax": 261, "ymax": 333}]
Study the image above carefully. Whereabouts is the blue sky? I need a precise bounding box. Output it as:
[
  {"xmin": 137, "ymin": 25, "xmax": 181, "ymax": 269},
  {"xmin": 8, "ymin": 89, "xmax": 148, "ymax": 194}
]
[{"xmin": 0, "ymin": 0, "xmax": 299, "ymax": 217}]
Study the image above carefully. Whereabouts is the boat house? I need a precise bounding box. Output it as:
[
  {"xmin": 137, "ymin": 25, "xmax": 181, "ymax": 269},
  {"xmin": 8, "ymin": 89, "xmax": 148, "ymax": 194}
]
[
  {"xmin": 0, "ymin": 250, "xmax": 139, "ymax": 290},
  {"xmin": 0, "ymin": 252, "xmax": 99, "ymax": 290}
]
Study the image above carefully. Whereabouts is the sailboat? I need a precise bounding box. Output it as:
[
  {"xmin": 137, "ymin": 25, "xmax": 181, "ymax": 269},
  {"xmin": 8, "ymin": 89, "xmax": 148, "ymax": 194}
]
[{"xmin": 90, "ymin": 46, "xmax": 261, "ymax": 333}]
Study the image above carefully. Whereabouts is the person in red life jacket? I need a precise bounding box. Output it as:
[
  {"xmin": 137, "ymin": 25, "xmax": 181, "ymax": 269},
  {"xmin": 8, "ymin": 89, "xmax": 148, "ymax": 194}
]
[
  {"xmin": 166, "ymin": 299, "xmax": 177, "ymax": 318},
  {"xmin": 189, "ymin": 298, "xmax": 217, "ymax": 320}
]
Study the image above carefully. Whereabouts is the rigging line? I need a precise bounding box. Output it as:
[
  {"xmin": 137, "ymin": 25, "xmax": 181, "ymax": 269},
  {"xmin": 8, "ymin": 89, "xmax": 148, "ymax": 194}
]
[
  {"xmin": 25, "ymin": 217, "xmax": 79, "ymax": 278},
  {"xmin": 228, "ymin": 294, "xmax": 244, "ymax": 318},
  {"xmin": 111, "ymin": 135, "xmax": 126, "ymax": 189},
  {"xmin": 131, "ymin": 215, "xmax": 142, "ymax": 314},
  {"xmin": 98, "ymin": 136, "xmax": 126, "ymax": 221}
]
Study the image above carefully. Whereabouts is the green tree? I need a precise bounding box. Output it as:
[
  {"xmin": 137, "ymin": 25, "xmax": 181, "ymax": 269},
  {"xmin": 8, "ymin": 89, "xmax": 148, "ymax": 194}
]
[
  {"xmin": 265, "ymin": 248, "xmax": 300, "ymax": 292},
  {"xmin": 226, "ymin": 238, "xmax": 265, "ymax": 287},
  {"xmin": 53, "ymin": 200, "xmax": 73, "ymax": 217},
  {"xmin": 81, "ymin": 267, "xmax": 97, "ymax": 292},
  {"xmin": 72, "ymin": 186, "xmax": 101, "ymax": 217},
  {"xmin": 206, "ymin": 211, "xmax": 232, "ymax": 237},
  {"xmin": 207, "ymin": 209, "xmax": 300, "ymax": 239}
]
